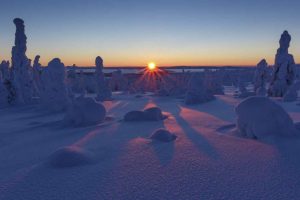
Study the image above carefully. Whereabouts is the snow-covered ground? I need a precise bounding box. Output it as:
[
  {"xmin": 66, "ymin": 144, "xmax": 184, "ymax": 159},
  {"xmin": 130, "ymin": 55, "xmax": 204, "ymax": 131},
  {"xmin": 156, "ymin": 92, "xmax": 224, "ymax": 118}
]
[{"xmin": 1, "ymin": 93, "xmax": 300, "ymax": 200}]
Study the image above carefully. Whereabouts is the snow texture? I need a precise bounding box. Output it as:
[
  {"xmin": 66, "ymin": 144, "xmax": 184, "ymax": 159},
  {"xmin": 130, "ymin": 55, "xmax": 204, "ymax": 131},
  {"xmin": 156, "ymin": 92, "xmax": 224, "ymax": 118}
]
[{"xmin": 235, "ymin": 96, "xmax": 298, "ymax": 140}]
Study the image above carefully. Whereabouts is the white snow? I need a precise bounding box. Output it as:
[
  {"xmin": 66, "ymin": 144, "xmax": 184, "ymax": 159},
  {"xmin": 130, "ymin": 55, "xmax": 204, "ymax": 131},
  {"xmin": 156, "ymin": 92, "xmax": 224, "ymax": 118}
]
[
  {"xmin": 40, "ymin": 58, "xmax": 70, "ymax": 111},
  {"xmin": 235, "ymin": 96, "xmax": 298, "ymax": 140},
  {"xmin": 185, "ymin": 73, "xmax": 215, "ymax": 104},
  {"xmin": 283, "ymin": 81, "xmax": 300, "ymax": 102},
  {"xmin": 1, "ymin": 94, "xmax": 300, "ymax": 199},
  {"xmin": 124, "ymin": 106, "xmax": 166, "ymax": 122},
  {"xmin": 47, "ymin": 145, "xmax": 95, "ymax": 168},
  {"xmin": 269, "ymin": 31, "xmax": 296, "ymax": 97},
  {"xmin": 64, "ymin": 96, "xmax": 106, "ymax": 126},
  {"xmin": 149, "ymin": 128, "xmax": 177, "ymax": 142}
]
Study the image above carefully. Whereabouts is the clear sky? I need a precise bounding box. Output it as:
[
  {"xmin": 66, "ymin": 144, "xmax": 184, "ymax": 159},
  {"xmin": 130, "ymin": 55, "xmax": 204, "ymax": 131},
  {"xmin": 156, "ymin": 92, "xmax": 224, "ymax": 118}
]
[{"xmin": 0, "ymin": 0, "xmax": 299, "ymax": 67}]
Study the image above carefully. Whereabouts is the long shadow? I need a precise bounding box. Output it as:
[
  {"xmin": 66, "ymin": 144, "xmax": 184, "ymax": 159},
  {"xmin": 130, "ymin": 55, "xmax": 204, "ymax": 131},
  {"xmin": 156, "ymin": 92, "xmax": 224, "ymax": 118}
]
[
  {"xmin": 176, "ymin": 112, "xmax": 219, "ymax": 159},
  {"xmin": 152, "ymin": 98, "xmax": 219, "ymax": 160},
  {"xmin": 150, "ymin": 140, "xmax": 175, "ymax": 166}
]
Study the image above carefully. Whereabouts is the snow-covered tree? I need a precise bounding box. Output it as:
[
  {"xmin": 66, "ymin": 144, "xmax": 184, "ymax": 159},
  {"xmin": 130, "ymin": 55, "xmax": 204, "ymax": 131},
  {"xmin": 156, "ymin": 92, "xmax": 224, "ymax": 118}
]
[{"xmin": 269, "ymin": 31, "xmax": 296, "ymax": 97}]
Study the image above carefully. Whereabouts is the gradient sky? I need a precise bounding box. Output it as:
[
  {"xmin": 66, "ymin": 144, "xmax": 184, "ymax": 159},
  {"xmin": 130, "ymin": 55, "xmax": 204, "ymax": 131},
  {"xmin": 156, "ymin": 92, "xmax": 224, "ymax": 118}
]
[{"xmin": 0, "ymin": 0, "xmax": 299, "ymax": 67}]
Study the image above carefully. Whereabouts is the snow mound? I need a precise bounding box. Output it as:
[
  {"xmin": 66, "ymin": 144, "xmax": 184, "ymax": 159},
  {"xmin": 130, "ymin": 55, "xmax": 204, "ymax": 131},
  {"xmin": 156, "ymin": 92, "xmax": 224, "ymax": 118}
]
[
  {"xmin": 149, "ymin": 129, "xmax": 177, "ymax": 142},
  {"xmin": 144, "ymin": 107, "xmax": 165, "ymax": 121},
  {"xmin": 124, "ymin": 107, "xmax": 166, "ymax": 122},
  {"xmin": 235, "ymin": 96, "xmax": 298, "ymax": 139},
  {"xmin": 64, "ymin": 96, "xmax": 106, "ymax": 126},
  {"xmin": 48, "ymin": 146, "xmax": 95, "ymax": 168},
  {"xmin": 124, "ymin": 111, "xmax": 146, "ymax": 121}
]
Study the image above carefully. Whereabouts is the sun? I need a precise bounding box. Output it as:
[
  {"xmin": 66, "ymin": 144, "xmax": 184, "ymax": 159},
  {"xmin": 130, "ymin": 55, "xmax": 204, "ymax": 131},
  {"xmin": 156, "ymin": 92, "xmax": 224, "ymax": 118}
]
[{"xmin": 147, "ymin": 62, "xmax": 156, "ymax": 71}]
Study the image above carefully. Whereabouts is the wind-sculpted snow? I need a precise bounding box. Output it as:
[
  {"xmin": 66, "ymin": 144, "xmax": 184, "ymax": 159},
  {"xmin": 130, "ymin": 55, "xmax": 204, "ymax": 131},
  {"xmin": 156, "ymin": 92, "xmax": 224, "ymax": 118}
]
[
  {"xmin": 235, "ymin": 96, "xmax": 298, "ymax": 140},
  {"xmin": 64, "ymin": 96, "xmax": 106, "ymax": 126}
]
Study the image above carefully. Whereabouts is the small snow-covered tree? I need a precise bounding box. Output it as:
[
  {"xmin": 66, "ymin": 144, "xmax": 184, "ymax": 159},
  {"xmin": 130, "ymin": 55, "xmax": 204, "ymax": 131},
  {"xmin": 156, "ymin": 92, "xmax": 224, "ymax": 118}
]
[{"xmin": 95, "ymin": 56, "xmax": 112, "ymax": 101}]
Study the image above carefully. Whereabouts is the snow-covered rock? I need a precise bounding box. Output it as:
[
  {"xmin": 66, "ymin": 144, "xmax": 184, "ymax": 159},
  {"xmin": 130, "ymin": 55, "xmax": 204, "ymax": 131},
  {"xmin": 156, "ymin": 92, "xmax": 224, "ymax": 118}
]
[
  {"xmin": 185, "ymin": 73, "xmax": 215, "ymax": 105},
  {"xmin": 124, "ymin": 110, "xmax": 146, "ymax": 121},
  {"xmin": 48, "ymin": 146, "xmax": 95, "ymax": 168},
  {"xmin": 11, "ymin": 18, "xmax": 34, "ymax": 104},
  {"xmin": 40, "ymin": 58, "xmax": 70, "ymax": 111},
  {"xmin": 64, "ymin": 96, "xmax": 106, "ymax": 126},
  {"xmin": 149, "ymin": 128, "xmax": 177, "ymax": 142},
  {"xmin": 124, "ymin": 107, "xmax": 166, "ymax": 122},
  {"xmin": 95, "ymin": 56, "xmax": 112, "ymax": 101},
  {"xmin": 283, "ymin": 81, "xmax": 300, "ymax": 102},
  {"xmin": 269, "ymin": 31, "xmax": 297, "ymax": 97},
  {"xmin": 235, "ymin": 96, "xmax": 298, "ymax": 140},
  {"xmin": 144, "ymin": 107, "xmax": 165, "ymax": 121}
]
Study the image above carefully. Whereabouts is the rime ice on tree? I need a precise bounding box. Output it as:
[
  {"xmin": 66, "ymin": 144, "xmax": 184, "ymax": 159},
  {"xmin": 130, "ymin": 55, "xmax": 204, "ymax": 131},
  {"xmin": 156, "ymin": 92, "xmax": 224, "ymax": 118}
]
[
  {"xmin": 32, "ymin": 55, "xmax": 42, "ymax": 96},
  {"xmin": 184, "ymin": 73, "xmax": 214, "ymax": 105},
  {"xmin": 269, "ymin": 31, "xmax": 296, "ymax": 97},
  {"xmin": 94, "ymin": 56, "xmax": 112, "ymax": 101},
  {"xmin": 254, "ymin": 59, "xmax": 269, "ymax": 96},
  {"xmin": 40, "ymin": 58, "xmax": 69, "ymax": 111},
  {"xmin": 283, "ymin": 81, "xmax": 300, "ymax": 102},
  {"xmin": 0, "ymin": 60, "xmax": 10, "ymax": 81},
  {"xmin": 110, "ymin": 69, "xmax": 127, "ymax": 91},
  {"xmin": 0, "ymin": 73, "xmax": 9, "ymax": 107},
  {"xmin": 11, "ymin": 18, "xmax": 34, "ymax": 104}
]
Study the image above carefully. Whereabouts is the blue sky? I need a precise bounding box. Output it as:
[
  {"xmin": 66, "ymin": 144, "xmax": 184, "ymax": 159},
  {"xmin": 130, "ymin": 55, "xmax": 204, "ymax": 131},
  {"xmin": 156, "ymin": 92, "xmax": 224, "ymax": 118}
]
[{"xmin": 0, "ymin": 0, "xmax": 299, "ymax": 66}]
